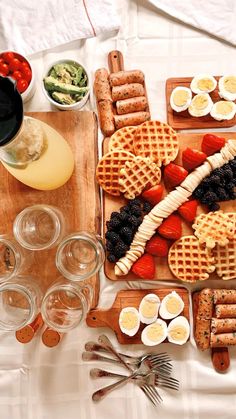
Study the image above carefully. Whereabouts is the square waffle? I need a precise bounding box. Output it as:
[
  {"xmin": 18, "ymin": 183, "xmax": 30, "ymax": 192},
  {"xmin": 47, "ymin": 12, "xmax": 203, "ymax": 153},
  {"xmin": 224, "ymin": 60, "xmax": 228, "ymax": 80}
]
[
  {"xmin": 192, "ymin": 211, "xmax": 234, "ymax": 249},
  {"xmin": 108, "ymin": 126, "xmax": 136, "ymax": 153},
  {"xmin": 213, "ymin": 213, "xmax": 236, "ymax": 280},
  {"xmin": 133, "ymin": 120, "xmax": 179, "ymax": 166}
]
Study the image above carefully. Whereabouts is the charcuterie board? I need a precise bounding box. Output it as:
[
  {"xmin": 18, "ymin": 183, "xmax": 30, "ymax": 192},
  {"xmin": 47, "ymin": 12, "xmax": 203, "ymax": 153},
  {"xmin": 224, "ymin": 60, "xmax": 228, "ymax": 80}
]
[
  {"xmin": 103, "ymin": 131, "xmax": 236, "ymax": 281},
  {"xmin": 166, "ymin": 76, "xmax": 236, "ymax": 130},
  {"xmin": 86, "ymin": 287, "xmax": 190, "ymax": 344}
]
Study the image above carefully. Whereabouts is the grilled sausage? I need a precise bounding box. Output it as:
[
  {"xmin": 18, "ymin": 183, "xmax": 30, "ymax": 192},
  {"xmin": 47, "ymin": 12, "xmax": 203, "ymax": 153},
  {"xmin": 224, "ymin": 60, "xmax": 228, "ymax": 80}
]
[
  {"xmin": 114, "ymin": 111, "xmax": 150, "ymax": 129},
  {"xmin": 213, "ymin": 289, "xmax": 236, "ymax": 304},
  {"xmin": 94, "ymin": 68, "xmax": 112, "ymax": 102},
  {"xmin": 98, "ymin": 100, "xmax": 115, "ymax": 136},
  {"xmin": 116, "ymin": 96, "xmax": 147, "ymax": 115},
  {"xmin": 215, "ymin": 304, "xmax": 236, "ymax": 318},
  {"xmin": 210, "ymin": 332, "xmax": 236, "ymax": 347},
  {"xmin": 197, "ymin": 288, "xmax": 213, "ymax": 320},
  {"xmin": 112, "ymin": 83, "xmax": 145, "ymax": 101},
  {"xmin": 195, "ymin": 318, "xmax": 211, "ymax": 350},
  {"xmin": 211, "ymin": 318, "xmax": 236, "ymax": 334},
  {"xmin": 109, "ymin": 70, "xmax": 145, "ymax": 86}
]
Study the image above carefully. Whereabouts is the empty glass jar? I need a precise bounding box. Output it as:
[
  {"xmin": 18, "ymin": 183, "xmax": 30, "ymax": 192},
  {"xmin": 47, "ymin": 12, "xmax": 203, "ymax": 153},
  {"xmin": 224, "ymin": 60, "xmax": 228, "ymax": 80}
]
[{"xmin": 0, "ymin": 235, "xmax": 32, "ymax": 282}]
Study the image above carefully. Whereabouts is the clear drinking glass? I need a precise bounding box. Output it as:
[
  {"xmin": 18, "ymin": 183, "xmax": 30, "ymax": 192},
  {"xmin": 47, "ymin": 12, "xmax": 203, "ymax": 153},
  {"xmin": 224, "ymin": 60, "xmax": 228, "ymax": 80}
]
[
  {"xmin": 13, "ymin": 204, "xmax": 65, "ymax": 250},
  {"xmin": 55, "ymin": 231, "xmax": 105, "ymax": 282},
  {"xmin": 41, "ymin": 277, "xmax": 93, "ymax": 333},
  {"xmin": 0, "ymin": 235, "xmax": 32, "ymax": 281},
  {"xmin": 0, "ymin": 276, "xmax": 43, "ymax": 331}
]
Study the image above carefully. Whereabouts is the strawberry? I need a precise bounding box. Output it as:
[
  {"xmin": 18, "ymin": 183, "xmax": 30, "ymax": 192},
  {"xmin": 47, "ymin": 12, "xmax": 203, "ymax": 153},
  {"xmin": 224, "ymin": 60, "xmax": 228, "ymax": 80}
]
[
  {"xmin": 201, "ymin": 134, "xmax": 226, "ymax": 156},
  {"xmin": 141, "ymin": 184, "xmax": 164, "ymax": 206},
  {"xmin": 178, "ymin": 199, "xmax": 198, "ymax": 223},
  {"xmin": 146, "ymin": 234, "xmax": 169, "ymax": 257},
  {"xmin": 158, "ymin": 214, "xmax": 182, "ymax": 240},
  {"xmin": 182, "ymin": 147, "xmax": 207, "ymax": 171},
  {"xmin": 164, "ymin": 163, "xmax": 188, "ymax": 187},
  {"xmin": 132, "ymin": 253, "xmax": 155, "ymax": 279}
]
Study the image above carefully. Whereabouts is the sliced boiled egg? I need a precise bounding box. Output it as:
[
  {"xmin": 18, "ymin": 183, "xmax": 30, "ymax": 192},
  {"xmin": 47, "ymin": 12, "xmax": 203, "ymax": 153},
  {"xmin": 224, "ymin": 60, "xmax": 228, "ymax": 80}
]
[
  {"xmin": 170, "ymin": 86, "xmax": 192, "ymax": 112},
  {"xmin": 139, "ymin": 293, "xmax": 160, "ymax": 324},
  {"xmin": 210, "ymin": 100, "xmax": 236, "ymax": 121},
  {"xmin": 188, "ymin": 93, "xmax": 213, "ymax": 117},
  {"xmin": 167, "ymin": 316, "xmax": 190, "ymax": 345},
  {"xmin": 190, "ymin": 74, "xmax": 217, "ymax": 94},
  {"xmin": 159, "ymin": 291, "xmax": 184, "ymax": 320},
  {"xmin": 141, "ymin": 319, "xmax": 167, "ymax": 346},
  {"xmin": 219, "ymin": 76, "xmax": 236, "ymax": 101},
  {"xmin": 119, "ymin": 307, "xmax": 140, "ymax": 337}
]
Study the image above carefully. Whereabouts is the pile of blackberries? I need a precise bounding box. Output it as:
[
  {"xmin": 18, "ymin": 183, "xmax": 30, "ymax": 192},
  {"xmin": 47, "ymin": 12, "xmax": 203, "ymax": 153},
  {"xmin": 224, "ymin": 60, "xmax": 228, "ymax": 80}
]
[
  {"xmin": 193, "ymin": 158, "xmax": 236, "ymax": 211},
  {"xmin": 105, "ymin": 198, "xmax": 152, "ymax": 262}
]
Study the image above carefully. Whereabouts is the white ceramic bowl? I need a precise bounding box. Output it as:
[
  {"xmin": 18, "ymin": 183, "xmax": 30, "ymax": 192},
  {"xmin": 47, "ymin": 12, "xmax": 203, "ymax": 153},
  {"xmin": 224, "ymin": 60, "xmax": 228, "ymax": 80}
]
[{"xmin": 42, "ymin": 59, "xmax": 90, "ymax": 111}]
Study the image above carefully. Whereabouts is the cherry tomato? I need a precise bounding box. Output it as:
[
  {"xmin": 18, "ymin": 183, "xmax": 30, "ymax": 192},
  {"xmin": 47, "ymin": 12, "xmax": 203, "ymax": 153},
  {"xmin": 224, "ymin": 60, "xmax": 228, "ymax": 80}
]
[
  {"xmin": 12, "ymin": 70, "xmax": 23, "ymax": 81},
  {"xmin": 17, "ymin": 78, "xmax": 28, "ymax": 93},
  {"xmin": 2, "ymin": 52, "xmax": 14, "ymax": 63},
  {"xmin": 0, "ymin": 62, "xmax": 9, "ymax": 76},
  {"xmin": 0, "ymin": 58, "xmax": 5, "ymax": 64},
  {"xmin": 21, "ymin": 67, "xmax": 32, "ymax": 83},
  {"xmin": 20, "ymin": 61, "xmax": 30, "ymax": 72},
  {"xmin": 9, "ymin": 58, "xmax": 21, "ymax": 72}
]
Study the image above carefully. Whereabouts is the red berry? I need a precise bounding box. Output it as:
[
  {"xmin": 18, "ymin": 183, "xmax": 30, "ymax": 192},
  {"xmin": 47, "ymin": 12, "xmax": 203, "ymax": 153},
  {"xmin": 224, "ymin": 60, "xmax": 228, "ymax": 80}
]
[
  {"xmin": 146, "ymin": 234, "xmax": 169, "ymax": 257},
  {"xmin": 141, "ymin": 185, "xmax": 164, "ymax": 206},
  {"xmin": 164, "ymin": 163, "xmax": 188, "ymax": 188},
  {"xmin": 178, "ymin": 199, "xmax": 198, "ymax": 223},
  {"xmin": 0, "ymin": 62, "xmax": 9, "ymax": 76},
  {"xmin": 11, "ymin": 70, "xmax": 23, "ymax": 81},
  {"xmin": 2, "ymin": 52, "xmax": 14, "ymax": 63},
  {"xmin": 158, "ymin": 214, "xmax": 182, "ymax": 240},
  {"xmin": 16, "ymin": 78, "xmax": 28, "ymax": 93},
  {"xmin": 9, "ymin": 58, "xmax": 21, "ymax": 72},
  {"xmin": 182, "ymin": 147, "xmax": 207, "ymax": 171},
  {"xmin": 201, "ymin": 134, "xmax": 226, "ymax": 156},
  {"xmin": 132, "ymin": 253, "xmax": 155, "ymax": 279}
]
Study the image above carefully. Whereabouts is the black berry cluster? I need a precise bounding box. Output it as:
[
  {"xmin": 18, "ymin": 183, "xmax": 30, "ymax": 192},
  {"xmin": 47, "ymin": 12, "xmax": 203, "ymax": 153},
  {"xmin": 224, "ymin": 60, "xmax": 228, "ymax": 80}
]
[
  {"xmin": 105, "ymin": 198, "xmax": 153, "ymax": 262},
  {"xmin": 193, "ymin": 158, "xmax": 236, "ymax": 211}
]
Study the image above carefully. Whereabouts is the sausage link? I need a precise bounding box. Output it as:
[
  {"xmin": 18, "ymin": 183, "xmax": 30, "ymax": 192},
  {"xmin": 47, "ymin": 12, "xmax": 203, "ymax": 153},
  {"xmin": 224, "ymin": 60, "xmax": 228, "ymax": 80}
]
[
  {"xmin": 109, "ymin": 70, "xmax": 145, "ymax": 86},
  {"xmin": 114, "ymin": 111, "xmax": 150, "ymax": 129},
  {"xmin": 112, "ymin": 83, "xmax": 145, "ymax": 102},
  {"xmin": 116, "ymin": 96, "xmax": 147, "ymax": 115},
  {"xmin": 197, "ymin": 288, "xmax": 214, "ymax": 320},
  {"xmin": 211, "ymin": 318, "xmax": 236, "ymax": 334},
  {"xmin": 94, "ymin": 68, "xmax": 112, "ymax": 102},
  {"xmin": 210, "ymin": 332, "xmax": 236, "ymax": 347},
  {"xmin": 98, "ymin": 100, "xmax": 115, "ymax": 136},
  {"xmin": 213, "ymin": 289, "xmax": 236, "ymax": 304},
  {"xmin": 215, "ymin": 304, "xmax": 236, "ymax": 319},
  {"xmin": 195, "ymin": 318, "xmax": 211, "ymax": 350}
]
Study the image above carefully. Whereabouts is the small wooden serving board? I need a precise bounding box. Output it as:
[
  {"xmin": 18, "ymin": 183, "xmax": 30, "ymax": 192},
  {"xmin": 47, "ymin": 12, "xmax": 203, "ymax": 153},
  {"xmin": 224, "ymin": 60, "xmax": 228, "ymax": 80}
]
[
  {"xmin": 166, "ymin": 76, "xmax": 236, "ymax": 130},
  {"xmin": 103, "ymin": 131, "xmax": 236, "ymax": 281},
  {"xmin": 86, "ymin": 287, "xmax": 190, "ymax": 344},
  {"xmin": 0, "ymin": 110, "xmax": 101, "ymax": 308}
]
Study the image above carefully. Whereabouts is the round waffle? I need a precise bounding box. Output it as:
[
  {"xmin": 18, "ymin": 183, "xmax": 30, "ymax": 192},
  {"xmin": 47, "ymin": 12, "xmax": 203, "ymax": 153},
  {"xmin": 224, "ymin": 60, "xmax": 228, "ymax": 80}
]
[
  {"xmin": 168, "ymin": 235, "xmax": 215, "ymax": 282},
  {"xmin": 118, "ymin": 156, "xmax": 161, "ymax": 199},
  {"xmin": 133, "ymin": 120, "xmax": 179, "ymax": 166},
  {"xmin": 213, "ymin": 213, "xmax": 236, "ymax": 280},
  {"xmin": 96, "ymin": 150, "xmax": 134, "ymax": 196},
  {"xmin": 192, "ymin": 211, "xmax": 234, "ymax": 249},
  {"xmin": 108, "ymin": 126, "xmax": 136, "ymax": 153}
]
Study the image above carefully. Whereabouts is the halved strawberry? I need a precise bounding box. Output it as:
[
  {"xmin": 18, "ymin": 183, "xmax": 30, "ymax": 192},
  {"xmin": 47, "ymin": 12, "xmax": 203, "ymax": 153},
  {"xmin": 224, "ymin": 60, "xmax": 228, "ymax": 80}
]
[
  {"xmin": 164, "ymin": 163, "xmax": 188, "ymax": 188},
  {"xmin": 158, "ymin": 214, "xmax": 182, "ymax": 240},
  {"xmin": 178, "ymin": 199, "xmax": 198, "ymax": 223},
  {"xmin": 132, "ymin": 253, "xmax": 155, "ymax": 279},
  {"xmin": 201, "ymin": 134, "xmax": 226, "ymax": 156},
  {"xmin": 146, "ymin": 234, "xmax": 169, "ymax": 257},
  {"xmin": 141, "ymin": 184, "xmax": 164, "ymax": 206},
  {"xmin": 182, "ymin": 147, "xmax": 207, "ymax": 171}
]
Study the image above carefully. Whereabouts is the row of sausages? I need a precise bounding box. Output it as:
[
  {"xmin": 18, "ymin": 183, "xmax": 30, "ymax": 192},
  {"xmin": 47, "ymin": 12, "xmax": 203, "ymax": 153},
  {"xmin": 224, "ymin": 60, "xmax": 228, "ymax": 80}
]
[
  {"xmin": 195, "ymin": 289, "xmax": 236, "ymax": 350},
  {"xmin": 94, "ymin": 68, "xmax": 150, "ymax": 136}
]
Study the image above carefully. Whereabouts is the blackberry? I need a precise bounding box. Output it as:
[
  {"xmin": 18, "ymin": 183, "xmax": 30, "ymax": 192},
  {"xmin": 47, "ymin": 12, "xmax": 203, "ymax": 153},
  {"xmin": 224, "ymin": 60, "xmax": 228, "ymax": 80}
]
[
  {"xmin": 130, "ymin": 205, "xmax": 142, "ymax": 217},
  {"xmin": 106, "ymin": 221, "xmax": 113, "ymax": 231},
  {"xmin": 209, "ymin": 202, "xmax": 220, "ymax": 211},
  {"xmin": 110, "ymin": 211, "xmax": 120, "ymax": 219},
  {"xmin": 109, "ymin": 217, "xmax": 122, "ymax": 230},
  {"xmin": 119, "ymin": 226, "xmax": 133, "ymax": 244},
  {"xmin": 105, "ymin": 231, "xmax": 120, "ymax": 243},
  {"xmin": 229, "ymin": 159, "xmax": 236, "ymax": 171},
  {"xmin": 201, "ymin": 191, "xmax": 218, "ymax": 204},
  {"xmin": 129, "ymin": 198, "xmax": 142, "ymax": 207},
  {"xmin": 119, "ymin": 211, "xmax": 130, "ymax": 223},
  {"xmin": 228, "ymin": 190, "xmax": 236, "ymax": 200},
  {"xmin": 193, "ymin": 187, "xmax": 205, "ymax": 200},
  {"xmin": 213, "ymin": 168, "xmax": 225, "ymax": 178},
  {"xmin": 223, "ymin": 167, "xmax": 233, "ymax": 181},
  {"xmin": 106, "ymin": 240, "xmax": 114, "ymax": 252},
  {"xmin": 201, "ymin": 178, "xmax": 211, "ymax": 188},
  {"xmin": 208, "ymin": 175, "xmax": 221, "ymax": 185},
  {"xmin": 226, "ymin": 182, "xmax": 235, "ymax": 191},
  {"xmin": 107, "ymin": 254, "xmax": 117, "ymax": 263},
  {"xmin": 143, "ymin": 201, "xmax": 153, "ymax": 213},
  {"xmin": 128, "ymin": 215, "xmax": 142, "ymax": 227},
  {"xmin": 113, "ymin": 241, "xmax": 129, "ymax": 258},
  {"xmin": 120, "ymin": 205, "xmax": 130, "ymax": 213},
  {"xmin": 216, "ymin": 187, "xmax": 228, "ymax": 201}
]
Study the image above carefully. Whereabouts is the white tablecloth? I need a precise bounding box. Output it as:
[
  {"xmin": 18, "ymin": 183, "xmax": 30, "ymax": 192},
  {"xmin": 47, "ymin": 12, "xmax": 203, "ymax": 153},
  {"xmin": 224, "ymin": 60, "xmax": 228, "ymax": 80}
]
[{"xmin": 1, "ymin": 1, "xmax": 236, "ymax": 418}]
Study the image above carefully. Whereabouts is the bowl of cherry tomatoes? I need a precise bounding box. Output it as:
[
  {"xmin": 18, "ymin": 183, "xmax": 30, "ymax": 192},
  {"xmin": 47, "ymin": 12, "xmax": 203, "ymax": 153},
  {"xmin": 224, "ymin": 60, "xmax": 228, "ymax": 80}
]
[{"xmin": 0, "ymin": 51, "xmax": 36, "ymax": 103}]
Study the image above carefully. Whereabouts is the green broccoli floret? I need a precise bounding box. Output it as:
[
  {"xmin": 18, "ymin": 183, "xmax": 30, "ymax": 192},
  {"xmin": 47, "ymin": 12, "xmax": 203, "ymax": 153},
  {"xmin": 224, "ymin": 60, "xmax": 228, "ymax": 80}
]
[
  {"xmin": 44, "ymin": 76, "xmax": 89, "ymax": 95},
  {"xmin": 51, "ymin": 92, "xmax": 76, "ymax": 105}
]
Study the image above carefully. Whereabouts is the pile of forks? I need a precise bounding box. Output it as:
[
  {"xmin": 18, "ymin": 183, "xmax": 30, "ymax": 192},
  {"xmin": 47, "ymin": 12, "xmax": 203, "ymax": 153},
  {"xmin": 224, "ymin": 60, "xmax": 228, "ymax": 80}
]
[{"xmin": 82, "ymin": 334, "xmax": 179, "ymax": 406}]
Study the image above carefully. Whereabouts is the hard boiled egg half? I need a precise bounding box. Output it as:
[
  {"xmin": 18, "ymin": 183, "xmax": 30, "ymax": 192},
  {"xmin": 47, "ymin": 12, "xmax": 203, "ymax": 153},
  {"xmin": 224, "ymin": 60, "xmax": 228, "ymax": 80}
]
[
  {"xmin": 139, "ymin": 293, "xmax": 160, "ymax": 324},
  {"xmin": 159, "ymin": 291, "xmax": 184, "ymax": 320},
  {"xmin": 141, "ymin": 318, "xmax": 167, "ymax": 346},
  {"xmin": 170, "ymin": 86, "xmax": 192, "ymax": 112},
  {"xmin": 188, "ymin": 93, "xmax": 213, "ymax": 117},
  {"xmin": 210, "ymin": 100, "xmax": 236, "ymax": 121},
  {"xmin": 190, "ymin": 74, "xmax": 217, "ymax": 94},
  {"xmin": 167, "ymin": 316, "xmax": 190, "ymax": 345},
  {"xmin": 219, "ymin": 76, "xmax": 236, "ymax": 101},
  {"xmin": 119, "ymin": 307, "xmax": 140, "ymax": 337}
]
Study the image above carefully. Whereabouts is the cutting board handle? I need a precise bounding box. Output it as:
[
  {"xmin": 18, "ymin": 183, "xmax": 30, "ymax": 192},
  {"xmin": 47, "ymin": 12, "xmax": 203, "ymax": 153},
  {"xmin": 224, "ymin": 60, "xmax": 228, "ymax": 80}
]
[
  {"xmin": 211, "ymin": 347, "xmax": 230, "ymax": 373},
  {"xmin": 108, "ymin": 50, "xmax": 124, "ymax": 73},
  {"xmin": 86, "ymin": 308, "xmax": 113, "ymax": 329}
]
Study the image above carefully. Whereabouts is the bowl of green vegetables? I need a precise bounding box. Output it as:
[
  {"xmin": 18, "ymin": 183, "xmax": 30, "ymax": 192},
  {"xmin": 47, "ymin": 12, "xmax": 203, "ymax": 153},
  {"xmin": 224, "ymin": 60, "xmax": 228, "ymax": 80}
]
[{"xmin": 42, "ymin": 59, "xmax": 90, "ymax": 110}]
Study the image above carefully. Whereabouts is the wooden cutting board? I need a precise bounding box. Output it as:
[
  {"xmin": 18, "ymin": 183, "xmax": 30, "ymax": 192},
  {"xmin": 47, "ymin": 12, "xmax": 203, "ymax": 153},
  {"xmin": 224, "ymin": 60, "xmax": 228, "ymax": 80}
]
[
  {"xmin": 0, "ymin": 110, "xmax": 100, "ymax": 308},
  {"xmin": 103, "ymin": 131, "xmax": 236, "ymax": 281},
  {"xmin": 86, "ymin": 287, "xmax": 190, "ymax": 344},
  {"xmin": 166, "ymin": 76, "xmax": 236, "ymax": 130}
]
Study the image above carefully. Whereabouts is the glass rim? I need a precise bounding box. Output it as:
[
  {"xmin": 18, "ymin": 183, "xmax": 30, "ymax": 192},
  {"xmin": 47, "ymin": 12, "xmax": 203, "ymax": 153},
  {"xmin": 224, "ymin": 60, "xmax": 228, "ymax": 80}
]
[
  {"xmin": 13, "ymin": 204, "xmax": 62, "ymax": 250},
  {"xmin": 0, "ymin": 237, "xmax": 21, "ymax": 280}
]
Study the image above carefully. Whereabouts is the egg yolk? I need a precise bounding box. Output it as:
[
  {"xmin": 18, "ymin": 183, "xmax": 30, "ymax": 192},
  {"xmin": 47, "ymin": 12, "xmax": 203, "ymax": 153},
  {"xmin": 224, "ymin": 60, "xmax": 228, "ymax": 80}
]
[
  {"xmin": 192, "ymin": 94, "xmax": 208, "ymax": 110},
  {"xmin": 169, "ymin": 325, "xmax": 188, "ymax": 342},
  {"xmin": 147, "ymin": 323, "xmax": 164, "ymax": 342},
  {"xmin": 173, "ymin": 90, "xmax": 189, "ymax": 106},
  {"xmin": 215, "ymin": 101, "xmax": 233, "ymax": 115},
  {"xmin": 120, "ymin": 312, "xmax": 138, "ymax": 330},
  {"xmin": 166, "ymin": 297, "xmax": 182, "ymax": 314},
  {"xmin": 224, "ymin": 76, "xmax": 236, "ymax": 93},
  {"xmin": 197, "ymin": 78, "xmax": 214, "ymax": 91},
  {"xmin": 141, "ymin": 300, "xmax": 158, "ymax": 318}
]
